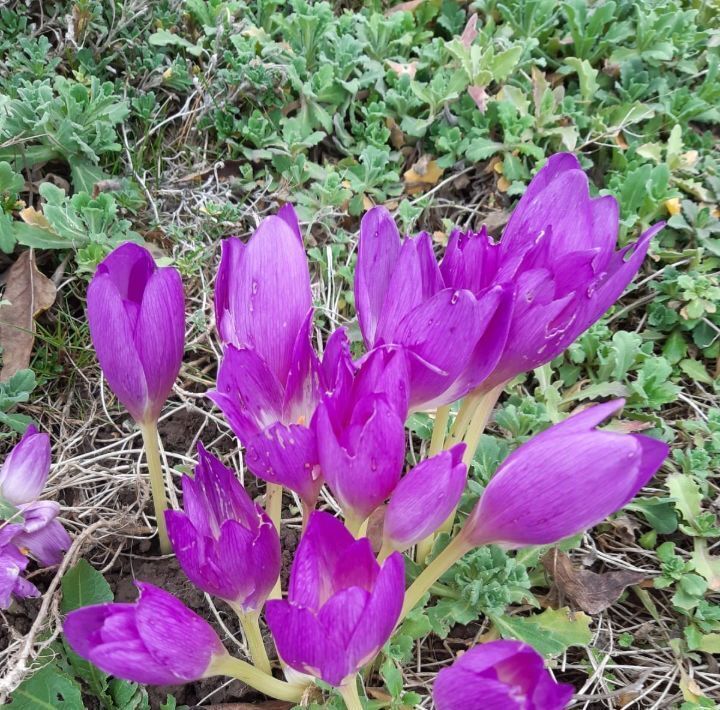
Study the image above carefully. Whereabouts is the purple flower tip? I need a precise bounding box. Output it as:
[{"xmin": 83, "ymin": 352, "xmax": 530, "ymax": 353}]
[
  {"xmin": 87, "ymin": 242, "xmax": 185, "ymax": 423},
  {"xmin": 63, "ymin": 581, "xmax": 226, "ymax": 685},
  {"xmin": 434, "ymin": 639, "xmax": 574, "ymax": 709}
]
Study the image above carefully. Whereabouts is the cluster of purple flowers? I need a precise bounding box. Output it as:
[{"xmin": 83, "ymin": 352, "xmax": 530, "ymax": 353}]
[
  {"xmin": 0, "ymin": 426, "xmax": 71, "ymax": 608},
  {"xmin": 58, "ymin": 153, "xmax": 668, "ymax": 707}
]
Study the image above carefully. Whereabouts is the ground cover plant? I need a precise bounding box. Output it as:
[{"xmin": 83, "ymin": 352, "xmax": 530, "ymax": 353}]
[{"xmin": 0, "ymin": 0, "xmax": 719, "ymax": 708}]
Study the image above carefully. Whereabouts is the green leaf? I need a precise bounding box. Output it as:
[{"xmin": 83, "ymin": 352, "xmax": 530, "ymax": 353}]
[
  {"xmin": 8, "ymin": 663, "xmax": 83, "ymax": 709},
  {"xmin": 490, "ymin": 46, "xmax": 523, "ymax": 81},
  {"xmin": 60, "ymin": 559, "xmax": 113, "ymax": 613},
  {"xmin": 667, "ymin": 473, "xmax": 703, "ymax": 529},
  {"xmin": 679, "ymin": 359, "xmax": 714, "ymax": 385},
  {"xmin": 565, "ymin": 57, "xmax": 599, "ymax": 100},
  {"xmin": 492, "ymin": 607, "xmax": 592, "ymax": 657}
]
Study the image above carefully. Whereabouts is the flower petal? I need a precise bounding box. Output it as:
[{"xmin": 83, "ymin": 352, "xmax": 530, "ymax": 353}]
[
  {"xmin": 265, "ymin": 600, "xmax": 349, "ymax": 686},
  {"xmin": 134, "ymin": 582, "xmax": 225, "ymax": 680},
  {"xmin": 95, "ymin": 242, "xmax": 155, "ymax": 303},
  {"xmin": 245, "ymin": 423, "xmax": 320, "ymax": 506},
  {"xmin": 209, "ymin": 345, "xmax": 285, "ymax": 442},
  {"xmin": 87, "ymin": 272, "xmax": 148, "ymax": 422},
  {"xmin": 225, "ymin": 214, "xmax": 312, "ymax": 385},
  {"xmin": 356, "ymin": 207, "xmax": 402, "ymax": 346},
  {"xmin": 134, "ymin": 267, "xmax": 185, "ymax": 422},
  {"xmin": 384, "ymin": 445, "xmax": 467, "ymax": 550},
  {"xmin": 214, "ymin": 238, "xmax": 245, "ymax": 344},
  {"xmin": 0, "ymin": 426, "xmax": 51, "ymax": 505},
  {"xmin": 14, "ymin": 516, "xmax": 70, "ymax": 566}
]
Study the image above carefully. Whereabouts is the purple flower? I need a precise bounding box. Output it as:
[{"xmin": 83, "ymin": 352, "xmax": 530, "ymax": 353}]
[
  {"xmin": 383, "ymin": 444, "xmax": 467, "ymax": 552},
  {"xmin": 463, "ymin": 400, "xmax": 668, "ymax": 548},
  {"xmin": 313, "ymin": 349, "xmax": 408, "ymax": 523},
  {"xmin": 165, "ymin": 444, "xmax": 280, "ymax": 612},
  {"xmin": 64, "ymin": 582, "xmax": 227, "ymax": 686},
  {"xmin": 440, "ymin": 153, "xmax": 664, "ymax": 389},
  {"xmin": 0, "ymin": 426, "xmax": 70, "ymax": 566},
  {"xmin": 87, "ymin": 243, "xmax": 185, "ymax": 424},
  {"xmin": 265, "ymin": 511, "xmax": 404, "ymax": 687},
  {"xmin": 355, "ymin": 206, "xmax": 513, "ymax": 411},
  {"xmin": 433, "ymin": 640, "xmax": 574, "ymax": 709},
  {"xmin": 210, "ymin": 209, "xmax": 353, "ymax": 505},
  {"xmin": 0, "ymin": 524, "xmax": 39, "ymax": 609}
]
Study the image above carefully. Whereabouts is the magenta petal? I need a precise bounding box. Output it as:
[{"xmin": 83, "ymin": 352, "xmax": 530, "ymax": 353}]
[
  {"xmin": 209, "ymin": 345, "xmax": 285, "ymax": 442},
  {"xmin": 315, "ymin": 397, "xmax": 405, "ymax": 521},
  {"xmin": 356, "ymin": 207, "xmax": 402, "ymax": 346},
  {"xmin": 96, "ymin": 242, "xmax": 155, "ymax": 302},
  {"xmin": 277, "ymin": 203, "xmax": 302, "ymax": 243},
  {"xmin": 90, "ymin": 641, "xmax": 181, "ymax": 686},
  {"xmin": 0, "ymin": 426, "xmax": 51, "ymax": 505},
  {"xmin": 134, "ymin": 267, "xmax": 185, "ymax": 421},
  {"xmin": 289, "ymin": 511, "xmax": 355, "ymax": 609},
  {"xmin": 265, "ymin": 600, "xmax": 349, "ymax": 686},
  {"xmin": 346, "ymin": 552, "xmax": 404, "ymax": 669},
  {"xmin": 245, "ymin": 423, "xmax": 320, "ymax": 506},
  {"xmin": 384, "ymin": 444, "xmax": 467, "ymax": 550},
  {"xmin": 317, "ymin": 586, "xmax": 370, "ymax": 650},
  {"xmin": 0, "ymin": 540, "xmax": 38, "ymax": 609},
  {"xmin": 15, "ymin": 516, "xmax": 71, "ymax": 566},
  {"xmin": 224, "ymin": 214, "xmax": 312, "ymax": 385},
  {"xmin": 282, "ymin": 310, "xmax": 323, "ymax": 423},
  {"xmin": 87, "ymin": 273, "xmax": 148, "ymax": 422},
  {"xmin": 320, "ymin": 327, "xmax": 356, "ymax": 393},
  {"xmin": 134, "ymin": 582, "xmax": 225, "ymax": 680},
  {"xmin": 215, "ymin": 238, "xmax": 245, "ymax": 344},
  {"xmin": 64, "ymin": 604, "xmax": 134, "ymax": 659},
  {"xmin": 434, "ymin": 640, "xmax": 573, "ymax": 710},
  {"xmin": 394, "ymin": 288, "xmax": 485, "ymax": 409},
  {"xmin": 464, "ymin": 403, "xmax": 668, "ymax": 547}
]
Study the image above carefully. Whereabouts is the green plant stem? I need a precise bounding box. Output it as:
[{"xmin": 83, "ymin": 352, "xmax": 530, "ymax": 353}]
[
  {"xmin": 400, "ymin": 533, "xmax": 471, "ymax": 623},
  {"xmin": 139, "ymin": 421, "xmax": 171, "ymax": 555},
  {"xmin": 437, "ymin": 383, "xmax": 505, "ymax": 538},
  {"xmin": 415, "ymin": 405, "xmax": 452, "ymax": 564},
  {"xmin": 339, "ymin": 677, "xmax": 364, "ymax": 710},
  {"xmin": 234, "ymin": 608, "xmax": 272, "ymax": 676},
  {"xmin": 345, "ymin": 512, "xmax": 365, "ymax": 538},
  {"xmin": 208, "ymin": 654, "xmax": 307, "ymax": 702},
  {"xmin": 266, "ymin": 483, "xmax": 283, "ymax": 599}
]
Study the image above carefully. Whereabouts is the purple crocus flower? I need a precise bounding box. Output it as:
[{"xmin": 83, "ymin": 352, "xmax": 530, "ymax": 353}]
[
  {"xmin": 0, "ymin": 524, "xmax": 39, "ymax": 609},
  {"xmin": 165, "ymin": 444, "xmax": 280, "ymax": 612},
  {"xmin": 440, "ymin": 153, "xmax": 664, "ymax": 390},
  {"xmin": 210, "ymin": 208, "xmax": 354, "ymax": 506},
  {"xmin": 434, "ymin": 640, "xmax": 574, "ymax": 709},
  {"xmin": 463, "ymin": 400, "xmax": 668, "ymax": 548},
  {"xmin": 265, "ymin": 511, "xmax": 404, "ymax": 687},
  {"xmin": 0, "ymin": 426, "xmax": 70, "ymax": 566},
  {"xmin": 87, "ymin": 243, "xmax": 185, "ymax": 424},
  {"xmin": 355, "ymin": 206, "xmax": 513, "ymax": 411},
  {"xmin": 383, "ymin": 444, "xmax": 467, "ymax": 552},
  {"xmin": 313, "ymin": 349, "xmax": 409, "ymax": 524},
  {"xmin": 64, "ymin": 582, "xmax": 227, "ymax": 685}
]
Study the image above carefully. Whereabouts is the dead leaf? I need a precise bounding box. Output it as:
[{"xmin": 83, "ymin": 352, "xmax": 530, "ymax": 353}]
[
  {"xmin": 614, "ymin": 132, "xmax": 629, "ymax": 150},
  {"xmin": 468, "ymin": 85, "xmax": 488, "ymax": 112},
  {"xmin": 460, "ymin": 13, "xmax": 478, "ymax": 48},
  {"xmin": 19, "ymin": 206, "xmax": 51, "ymax": 230},
  {"xmin": 664, "ymin": 197, "xmax": 681, "ymax": 216},
  {"xmin": 386, "ymin": 117, "xmax": 406, "ymax": 149},
  {"xmin": 0, "ymin": 250, "xmax": 56, "ymax": 381},
  {"xmin": 386, "ymin": 60, "xmax": 417, "ymax": 79},
  {"xmin": 403, "ymin": 155, "xmax": 444, "ymax": 195},
  {"xmin": 92, "ymin": 179, "xmax": 124, "ymax": 198},
  {"xmin": 386, "ymin": 0, "xmax": 425, "ymax": 15},
  {"xmin": 542, "ymin": 549, "xmax": 645, "ymax": 615},
  {"xmin": 497, "ymin": 175, "xmax": 511, "ymax": 192}
]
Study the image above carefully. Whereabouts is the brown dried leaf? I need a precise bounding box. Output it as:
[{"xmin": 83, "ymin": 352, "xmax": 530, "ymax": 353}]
[
  {"xmin": 386, "ymin": 60, "xmax": 418, "ymax": 79},
  {"xmin": 0, "ymin": 250, "xmax": 56, "ymax": 381},
  {"xmin": 404, "ymin": 156, "xmax": 444, "ymax": 195},
  {"xmin": 19, "ymin": 206, "xmax": 51, "ymax": 230},
  {"xmin": 542, "ymin": 549, "xmax": 645, "ymax": 615}
]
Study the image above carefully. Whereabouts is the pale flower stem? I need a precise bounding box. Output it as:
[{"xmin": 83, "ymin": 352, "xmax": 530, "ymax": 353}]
[
  {"xmin": 377, "ymin": 540, "xmax": 394, "ymax": 563},
  {"xmin": 414, "ymin": 405, "xmax": 453, "ymax": 564},
  {"xmin": 445, "ymin": 391, "xmax": 483, "ymax": 447},
  {"xmin": 437, "ymin": 383, "xmax": 505, "ymax": 537},
  {"xmin": 266, "ymin": 483, "xmax": 283, "ymax": 600},
  {"xmin": 208, "ymin": 654, "xmax": 307, "ymax": 702},
  {"xmin": 400, "ymin": 534, "xmax": 471, "ymax": 623},
  {"xmin": 140, "ymin": 421, "xmax": 171, "ymax": 555},
  {"xmin": 345, "ymin": 513, "xmax": 366, "ymax": 538},
  {"xmin": 339, "ymin": 677, "xmax": 364, "ymax": 710},
  {"xmin": 235, "ymin": 608, "xmax": 272, "ymax": 676}
]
